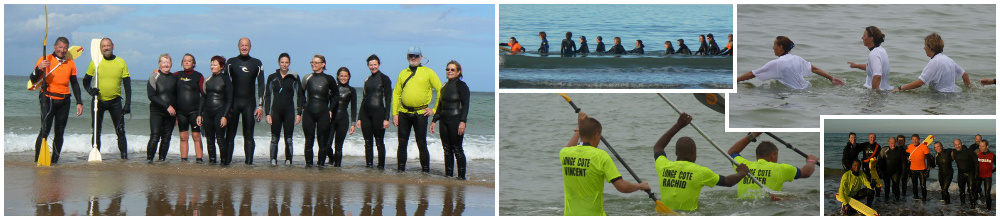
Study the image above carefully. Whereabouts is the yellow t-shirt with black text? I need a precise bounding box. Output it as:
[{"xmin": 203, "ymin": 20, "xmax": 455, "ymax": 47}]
[
  {"xmin": 560, "ymin": 145, "xmax": 622, "ymax": 216},
  {"xmin": 732, "ymin": 154, "xmax": 799, "ymax": 199},
  {"xmin": 655, "ymin": 154, "xmax": 721, "ymax": 211}
]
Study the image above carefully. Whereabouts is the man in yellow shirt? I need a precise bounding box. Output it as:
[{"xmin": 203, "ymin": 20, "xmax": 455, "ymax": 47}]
[
  {"xmin": 560, "ymin": 111, "xmax": 649, "ymax": 216},
  {"xmin": 727, "ymin": 132, "xmax": 818, "ymax": 198},
  {"xmin": 652, "ymin": 113, "xmax": 748, "ymax": 211},
  {"xmin": 839, "ymin": 159, "xmax": 874, "ymax": 215},
  {"xmin": 83, "ymin": 37, "xmax": 132, "ymax": 159},
  {"xmin": 391, "ymin": 46, "xmax": 442, "ymax": 172}
]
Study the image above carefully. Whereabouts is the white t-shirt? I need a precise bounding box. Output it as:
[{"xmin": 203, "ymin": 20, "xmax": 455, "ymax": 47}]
[
  {"xmin": 865, "ymin": 46, "xmax": 891, "ymax": 90},
  {"xmin": 752, "ymin": 54, "xmax": 812, "ymax": 89},
  {"xmin": 917, "ymin": 53, "xmax": 965, "ymax": 92}
]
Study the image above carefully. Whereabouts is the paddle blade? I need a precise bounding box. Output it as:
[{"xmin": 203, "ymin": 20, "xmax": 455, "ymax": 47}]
[
  {"xmin": 923, "ymin": 135, "xmax": 934, "ymax": 145},
  {"xmin": 26, "ymin": 80, "xmax": 34, "ymax": 90},
  {"xmin": 558, "ymin": 93, "xmax": 571, "ymax": 102},
  {"xmin": 90, "ymin": 38, "xmax": 102, "ymax": 69},
  {"xmin": 654, "ymin": 200, "xmax": 678, "ymax": 215},
  {"xmin": 88, "ymin": 145, "xmax": 102, "ymax": 163},
  {"xmin": 37, "ymin": 138, "xmax": 51, "ymax": 167},
  {"xmin": 67, "ymin": 45, "xmax": 84, "ymax": 60},
  {"xmin": 693, "ymin": 93, "xmax": 724, "ymax": 114}
]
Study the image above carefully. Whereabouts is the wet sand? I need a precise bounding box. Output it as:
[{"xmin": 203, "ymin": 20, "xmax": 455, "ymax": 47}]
[{"xmin": 4, "ymin": 152, "xmax": 495, "ymax": 216}]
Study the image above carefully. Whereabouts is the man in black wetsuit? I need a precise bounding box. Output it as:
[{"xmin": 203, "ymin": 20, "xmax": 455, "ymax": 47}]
[
  {"xmin": 859, "ymin": 133, "xmax": 882, "ymax": 196},
  {"xmin": 560, "ymin": 31, "xmax": 576, "ymax": 57},
  {"xmin": 953, "ymin": 139, "xmax": 978, "ymax": 207},
  {"xmin": 883, "ymin": 137, "xmax": 906, "ymax": 200},
  {"xmin": 897, "ymin": 135, "xmax": 910, "ymax": 197},
  {"xmin": 263, "ymin": 53, "xmax": 303, "ymax": 166},
  {"xmin": 605, "ymin": 37, "xmax": 626, "ymax": 54},
  {"xmin": 595, "ymin": 36, "xmax": 606, "ymax": 53},
  {"xmin": 675, "ymin": 39, "xmax": 692, "ymax": 55},
  {"xmin": 843, "ymin": 132, "xmax": 861, "ymax": 170},
  {"xmin": 537, "ymin": 31, "xmax": 549, "ymax": 56},
  {"xmin": 707, "ymin": 33, "xmax": 721, "ymax": 55},
  {"xmin": 146, "ymin": 54, "xmax": 178, "ymax": 163},
  {"xmin": 224, "ymin": 37, "xmax": 265, "ymax": 165},
  {"xmin": 933, "ymin": 141, "xmax": 956, "ymax": 204},
  {"xmin": 576, "ymin": 36, "xmax": 589, "ymax": 55},
  {"xmin": 357, "ymin": 55, "xmax": 393, "ymax": 169},
  {"xmin": 83, "ymin": 38, "xmax": 132, "ymax": 160}
]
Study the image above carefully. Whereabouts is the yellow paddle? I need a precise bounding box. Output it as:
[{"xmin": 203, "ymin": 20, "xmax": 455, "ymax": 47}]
[{"xmin": 37, "ymin": 138, "xmax": 51, "ymax": 167}]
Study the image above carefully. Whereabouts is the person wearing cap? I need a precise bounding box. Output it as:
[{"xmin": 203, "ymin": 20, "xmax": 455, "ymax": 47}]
[
  {"xmin": 391, "ymin": 46, "xmax": 442, "ymax": 173},
  {"xmin": 737, "ymin": 36, "xmax": 845, "ymax": 89}
]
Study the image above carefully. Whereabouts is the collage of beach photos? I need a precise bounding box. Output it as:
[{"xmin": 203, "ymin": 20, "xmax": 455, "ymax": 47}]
[{"xmin": 2, "ymin": 2, "xmax": 997, "ymax": 218}]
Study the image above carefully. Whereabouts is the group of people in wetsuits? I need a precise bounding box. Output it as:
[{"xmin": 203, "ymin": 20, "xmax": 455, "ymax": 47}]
[
  {"xmin": 501, "ymin": 32, "xmax": 733, "ymax": 57},
  {"xmin": 839, "ymin": 132, "xmax": 995, "ymax": 215},
  {"xmin": 31, "ymin": 37, "xmax": 473, "ymax": 180}
]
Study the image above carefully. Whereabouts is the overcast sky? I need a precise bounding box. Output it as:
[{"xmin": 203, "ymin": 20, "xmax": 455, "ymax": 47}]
[
  {"xmin": 4, "ymin": 4, "xmax": 496, "ymax": 92},
  {"xmin": 825, "ymin": 119, "xmax": 996, "ymax": 135}
]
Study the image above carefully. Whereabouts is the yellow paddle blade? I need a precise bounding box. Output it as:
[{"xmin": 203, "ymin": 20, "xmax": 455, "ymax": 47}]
[
  {"xmin": 558, "ymin": 93, "xmax": 571, "ymax": 102},
  {"xmin": 37, "ymin": 138, "xmax": 51, "ymax": 167},
  {"xmin": 654, "ymin": 200, "xmax": 679, "ymax": 215},
  {"xmin": 67, "ymin": 45, "xmax": 84, "ymax": 60},
  {"xmin": 26, "ymin": 80, "xmax": 34, "ymax": 90},
  {"xmin": 923, "ymin": 135, "xmax": 935, "ymax": 145},
  {"xmin": 835, "ymin": 193, "xmax": 878, "ymax": 216}
]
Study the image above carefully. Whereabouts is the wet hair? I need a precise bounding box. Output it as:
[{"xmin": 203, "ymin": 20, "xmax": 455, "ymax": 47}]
[
  {"xmin": 366, "ymin": 54, "xmax": 380, "ymax": 65},
  {"xmin": 636, "ymin": 40, "xmax": 644, "ymax": 47},
  {"xmin": 580, "ymin": 36, "xmax": 586, "ymax": 42},
  {"xmin": 565, "ymin": 31, "xmax": 572, "ymax": 39},
  {"xmin": 597, "ymin": 36, "xmax": 603, "ymax": 41},
  {"xmin": 278, "ymin": 52, "xmax": 290, "ymax": 62},
  {"xmin": 924, "ymin": 32, "xmax": 944, "ymax": 54},
  {"xmin": 55, "ymin": 36, "xmax": 69, "ymax": 47},
  {"xmin": 578, "ymin": 117, "xmax": 602, "ymax": 140},
  {"xmin": 313, "ymin": 54, "xmax": 327, "ymax": 70},
  {"xmin": 446, "ymin": 60, "xmax": 463, "ymax": 79},
  {"xmin": 865, "ymin": 26, "xmax": 885, "ymax": 47},
  {"xmin": 775, "ymin": 36, "xmax": 794, "ymax": 54},
  {"xmin": 756, "ymin": 141, "xmax": 778, "ymax": 158},
  {"xmin": 158, "ymin": 53, "xmax": 172, "ymax": 63},
  {"xmin": 539, "ymin": 31, "xmax": 546, "ymax": 38},
  {"xmin": 678, "ymin": 39, "xmax": 685, "ymax": 44},
  {"xmin": 210, "ymin": 55, "xmax": 226, "ymax": 68},
  {"xmin": 337, "ymin": 67, "xmax": 351, "ymax": 80},
  {"xmin": 183, "ymin": 53, "xmax": 196, "ymax": 66},
  {"xmin": 664, "ymin": 41, "xmax": 672, "ymax": 47},
  {"xmin": 707, "ymin": 33, "xmax": 715, "ymax": 39},
  {"xmin": 509, "ymin": 37, "xmax": 518, "ymax": 43}
]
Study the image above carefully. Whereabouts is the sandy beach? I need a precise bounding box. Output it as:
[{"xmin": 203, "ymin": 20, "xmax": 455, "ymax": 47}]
[{"xmin": 4, "ymin": 152, "xmax": 495, "ymax": 216}]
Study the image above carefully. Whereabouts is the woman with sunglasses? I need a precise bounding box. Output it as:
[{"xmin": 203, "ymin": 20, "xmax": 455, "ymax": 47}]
[{"xmin": 431, "ymin": 60, "xmax": 470, "ymax": 180}]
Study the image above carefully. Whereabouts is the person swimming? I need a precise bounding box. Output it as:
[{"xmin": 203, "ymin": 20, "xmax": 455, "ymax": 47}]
[
  {"xmin": 628, "ymin": 40, "xmax": 644, "ymax": 54},
  {"xmin": 605, "ymin": 37, "xmax": 626, "ymax": 54},
  {"xmin": 595, "ymin": 36, "xmax": 606, "ymax": 53},
  {"xmin": 663, "ymin": 41, "xmax": 676, "ymax": 55},
  {"xmin": 675, "ymin": 39, "xmax": 692, "ymax": 55}
]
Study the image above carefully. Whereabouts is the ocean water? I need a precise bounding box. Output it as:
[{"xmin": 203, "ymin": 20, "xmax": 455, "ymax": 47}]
[
  {"xmin": 499, "ymin": 4, "xmax": 734, "ymax": 89},
  {"xmin": 822, "ymin": 132, "xmax": 996, "ymax": 216},
  {"xmin": 3, "ymin": 75, "xmax": 495, "ymax": 163},
  {"xmin": 733, "ymin": 5, "xmax": 996, "ymax": 128},
  {"xmin": 500, "ymin": 93, "xmax": 820, "ymax": 216}
]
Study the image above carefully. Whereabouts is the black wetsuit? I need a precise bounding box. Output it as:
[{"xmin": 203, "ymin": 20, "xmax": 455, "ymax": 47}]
[
  {"xmin": 576, "ymin": 41, "xmax": 589, "ymax": 54},
  {"xmin": 628, "ymin": 45, "xmax": 644, "ymax": 54},
  {"xmin": 327, "ymin": 81, "xmax": 356, "ymax": 167},
  {"xmin": 433, "ymin": 78, "xmax": 470, "ymax": 179},
  {"xmin": 954, "ymin": 146, "xmax": 978, "ymax": 206},
  {"xmin": 665, "ymin": 47, "xmax": 675, "ymax": 55},
  {"xmin": 595, "ymin": 42, "xmax": 606, "ymax": 53},
  {"xmin": 859, "ymin": 142, "xmax": 881, "ymax": 195},
  {"xmin": 560, "ymin": 38, "xmax": 576, "ymax": 57},
  {"xmin": 695, "ymin": 41, "xmax": 710, "ymax": 56},
  {"xmin": 538, "ymin": 39, "xmax": 549, "ymax": 55},
  {"xmin": 359, "ymin": 71, "xmax": 392, "ymax": 169},
  {"xmin": 935, "ymin": 149, "xmax": 956, "ymax": 203},
  {"xmin": 199, "ymin": 73, "xmax": 233, "ymax": 164},
  {"xmin": 146, "ymin": 70, "xmax": 178, "ymax": 161},
  {"xmin": 263, "ymin": 70, "xmax": 303, "ymax": 165},
  {"xmin": 884, "ymin": 146, "xmax": 906, "ymax": 200},
  {"xmin": 708, "ymin": 40, "xmax": 721, "ymax": 55},
  {"xmin": 299, "ymin": 72, "xmax": 338, "ymax": 167},
  {"xmin": 175, "ymin": 69, "xmax": 203, "ymax": 134},
  {"xmin": 676, "ymin": 43, "xmax": 692, "ymax": 55},
  {"xmin": 843, "ymin": 142, "xmax": 860, "ymax": 170},
  {"xmin": 224, "ymin": 55, "xmax": 264, "ymax": 165},
  {"xmin": 82, "ymin": 56, "xmax": 131, "ymax": 159},
  {"xmin": 606, "ymin": 44, "xmax": 626, "ymax": 54},
  {"xmin": 32, "ymin": 54, "xmax": 84, "ymax": 164}
]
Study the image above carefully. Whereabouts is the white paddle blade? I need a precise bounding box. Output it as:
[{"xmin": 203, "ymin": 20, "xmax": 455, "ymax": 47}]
[
  {"xmin": 89, "ymin": 38, "xmax": 102, "ymax": 71},
  {"xmin": 88, "ymin": 145, "xmax": 102, "ymax": 162}
]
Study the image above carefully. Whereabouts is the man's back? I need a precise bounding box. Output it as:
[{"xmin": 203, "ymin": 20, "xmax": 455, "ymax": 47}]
[{"xmin": 560, "ymin": 145, "xmax": 621, "ymax": 216}]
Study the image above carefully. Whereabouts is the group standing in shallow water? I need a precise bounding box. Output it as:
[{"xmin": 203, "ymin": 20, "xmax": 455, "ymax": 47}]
[
  {"xmin": 740, "ymin": 26, "xmax": 990, "ymax": 92},
  {"xmin": 30, "ymin": 37, "xmax": 474, "ymax": 180},
  {"xmin": 501, "ymin": 31, "xmax": 733, "ymax": 57}
]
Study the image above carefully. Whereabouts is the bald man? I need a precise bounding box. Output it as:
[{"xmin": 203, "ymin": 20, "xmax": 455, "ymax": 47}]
[
  {"xmin": 224, "ymin": 37, "xmax": 265, "ymax": 165},
  {"xmin": 652, "ymin": 113, "xmax": 748, "ymax": 211}
]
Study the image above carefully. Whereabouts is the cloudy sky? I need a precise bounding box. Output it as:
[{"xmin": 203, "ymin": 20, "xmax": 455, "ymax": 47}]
[
  {"xmin": 4, "ymin": 4, "xmax": 496, "ymax": 91},
  {"xmin": 825, "ymin": 119, "xmax": 995, "ymax": 135}
]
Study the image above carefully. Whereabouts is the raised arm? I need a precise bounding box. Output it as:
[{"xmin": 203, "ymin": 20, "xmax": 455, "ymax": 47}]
[
  {"xmin": 728, "ymin": 132, "xmax": 762, "ymax": 155},
  {"xmin": 653, "ymin": 113, "xmax": 691, "ymax": 154}
]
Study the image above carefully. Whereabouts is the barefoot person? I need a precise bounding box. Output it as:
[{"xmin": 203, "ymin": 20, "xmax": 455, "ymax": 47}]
[
  {"xmin": 175, "ymin": 54, "xmax": 205, "ymax": 163},
  {"xmin": 31, "ymin": 36, "xmax": 84, "ymax": 164},
  {"xmin": 263, "ymin": 53, "xmax": 302, "ymax": 166},
  {"xmin": 83, "ymin": 37, "xmax": 132, "ymax": 159}
]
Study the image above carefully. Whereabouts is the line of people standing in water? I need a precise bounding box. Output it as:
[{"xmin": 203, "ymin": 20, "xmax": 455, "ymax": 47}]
[
  {"xmin": 31, "ymin": 37, "xmax": 473, "ymax": 180},
  {"xmin": 838, "ymin": 132, "xmax": 995, "ymax": 215},
  {"xmin": 501, "ymin": 31, "xmax": 733, "ymax": 57},
  {"xmin": 740, "ymin": 26, "xmax": 996, "ymax": 91}
]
